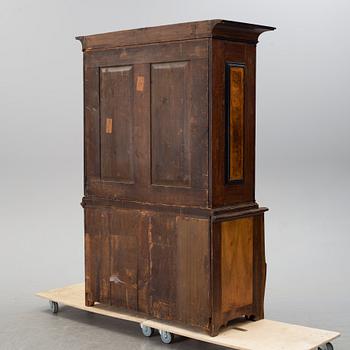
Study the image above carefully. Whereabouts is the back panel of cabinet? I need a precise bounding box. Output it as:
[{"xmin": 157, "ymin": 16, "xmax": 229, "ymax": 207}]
[
  {"xmin": 83, "ymin": 40, "xmax": 209, "ymax": 207},
  {"xmin": 84, "ymin": 206, "xmax": 211, "ymax": 329}
]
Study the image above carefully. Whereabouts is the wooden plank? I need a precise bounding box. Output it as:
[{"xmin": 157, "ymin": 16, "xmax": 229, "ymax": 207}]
[
  {"xmin": 84, "ymin": 207, "xmax": 110, "ymax": 305},
  {"xmin": 148, "ymin": 213, "xmax": 177, "ymax": 320},
  {"xmin": 110, "ymin": 234, "xmax": 138, "ymax": 310},
  {"xmin": 143, "ymin": 318, "xmax": 340, "ymax": 350},
  {"xmin": 176, "ymin": 216, "xmax": 210, "ymax": 328},
  {"xmin": 37, "ymin": 283, "xmax": 340, "ymax": 350},
  {"xmin": 108, "ymin": 208, "xmax": 143, "ymax": 310},
  {"xmin": 84, "ymin": 39, "xmax": 208, "ymax": 68}
]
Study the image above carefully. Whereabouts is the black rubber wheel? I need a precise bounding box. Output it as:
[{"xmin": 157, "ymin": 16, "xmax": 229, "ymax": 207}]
[
  {"xmin": 326, "ymin": 343, "xmax": 334, "ymax": 350},
  {"xmin": 49, "ymin": 301, "xmax": 58, "ymax": 314},
  {"xmin": 318, "ymin": 343, "xmax": 334, "ymax": 350}
]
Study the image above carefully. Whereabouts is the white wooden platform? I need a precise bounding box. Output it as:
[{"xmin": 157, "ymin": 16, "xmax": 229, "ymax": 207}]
[{"xmin": 36, "ymin": 283, "xmax": 340, "ymax": 350}]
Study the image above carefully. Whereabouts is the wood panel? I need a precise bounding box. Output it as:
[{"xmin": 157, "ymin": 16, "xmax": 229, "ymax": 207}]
[
  {"xmin": 176, "ymin": 217, "xmax": 210, "ymax": 327},
  {"xmin": 110, "ymin": 235, "xmax": 137, "ymax": 309},
  {"xmin": 137, "ymin": 212, "xmax": 151, "ymax": 314},
  {"xmin": 84, "ymin": 39, "xmax": 208, "ymax": 68},
  {"xmin": 211, "ymin": 213, "xmax": 266, "ymax": 335},
  {"xmin": 108, "ymin": 209, "xmax": 141, "ymax": 310},
  {"xmin": 226, "ymin": 64, "xmax": 245, "ymax": 182},
  {"xmin": 221, "ymin": 218, "xmax": 253, "ymax": 312},
  {"xmin": 149, "ymin": 213, "xmax": 177, "ymax": 320},
  {"xmin": 132, "ymin": 64, "xmax": 151, "ymax": 187},
  {"xmin": 84, "ymin": 208, "xmax": 110, "ymax": 305},
  {"xmin": 100, "ymin": 66, "xmax": 134, "ymax": 183},
  {"xmin": 211, "ymin": 39, "xmax": 256, "ymax": 207},
  {"xmin": 151, "ymin": 61, "xmax": 190, "ymax": 187},
  {"xmin": 84, "ymin": 67, "xmax": 100, "ymax": 181},
  {"xmin": 85, "ymin": 48, "xmax": 208, "ymax": 207}
]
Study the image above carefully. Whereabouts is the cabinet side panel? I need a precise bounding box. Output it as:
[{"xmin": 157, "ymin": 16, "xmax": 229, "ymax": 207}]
[
  {"xmin": 211, "ymin": 39, "xmax": 256, "ymax": 206},
  {"xmin": 151, "ymin": 62, "xmax": 190, "ymax": 187},
  {"xmin": 100, "ymin": 66, "xmax": 134, "ymax": 183},
  {"xmin": 221, "ymin": 217, "xmax": 253, "ymax": 311},
  {"xmin": 211, "ymin": 213, "xmax": 266, "ymax": 335}
]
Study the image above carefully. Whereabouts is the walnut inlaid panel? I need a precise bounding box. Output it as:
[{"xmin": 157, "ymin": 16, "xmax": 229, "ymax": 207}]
[
  {"xmin": 151, "ymin": 62, "xmax": 190, "ymax": 187},
  {"xmin": 226, "ymin": 64, "xmax": 245, "ymax": 182},
  {"xmin": 100, "ymin": 66, "xmax": 134, "ymax": 183},
  {"xmin": 221, "ymin": 217, "xmax": 253, "ymax": 312}
]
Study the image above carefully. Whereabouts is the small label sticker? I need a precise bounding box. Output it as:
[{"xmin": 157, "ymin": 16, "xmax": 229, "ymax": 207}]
[
  {"xmin": 136, "ymin": 76, "xmax": 145, "ymax": 92},
  {"xmin": 106, "ymin": 118, "xmax": 113, "ymax": 134}
]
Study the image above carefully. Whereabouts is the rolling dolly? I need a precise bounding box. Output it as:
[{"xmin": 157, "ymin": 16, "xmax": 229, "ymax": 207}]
[{"xmin": 37, "ymin": 283, "xmax": 340, "ymax": 349}]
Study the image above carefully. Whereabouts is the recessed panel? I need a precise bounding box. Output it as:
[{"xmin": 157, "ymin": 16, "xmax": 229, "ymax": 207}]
[
  {"xmin": 226, "ymin": 63, "xmax": 245, "ymax": 183},
  {"xmin": 221, "ymin": 217, "xmax": 253, "ymax": 311},
  {"xmin": 100, "ymin": 66, "xmax": 134, "ymax": 183},
  {"xmin": 151, "ymin": 62, "xmax": 190, "ymax": 187}
]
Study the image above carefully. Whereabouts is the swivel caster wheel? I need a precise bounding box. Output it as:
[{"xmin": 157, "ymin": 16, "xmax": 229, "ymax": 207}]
[
  {"xmin": 318, "ymin": 343, "xmax": 334, "ymax": 350},
  {"xmin": 49, "ymin": 300, "xmax": 59, "ymax": 314},
  {"xmin": 160, "ymin": 330, "xmax": 174, "ymax": 344},
  {"xmin": 140, "ymin": 324, "xmax": 155, "ymax": 337}
]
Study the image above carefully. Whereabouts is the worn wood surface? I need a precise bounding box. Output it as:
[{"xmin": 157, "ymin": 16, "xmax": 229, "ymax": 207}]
[
  {"xmin": 221, "ymin": 218, "xmax": 253, "ymax": 312},
  {"xmin": 211, "ymin": 39, "xmax": 257, "ymax": 207},
  {"xmin": 211, "ymin": 212, "xmax": 266, "ymax": 335},
  {"xmin": 84, "ymin": 39, "xmax": 208, "ymax": 207},
  {"xmin": 79, "ymin": 20, "xmax": 274, "ymax": 335},
  {"xmin": 227, "ymin": 64, "xmax": 245, "ymax": 182},
  {"xmin": 100, "ymin": 66, "xmax": 134, "ymax": 183},
  {"xmin": 37, "ymin": 283, "xmax": 340, "ymax": 350},
  {"xmin": 85, "ymin": 206, "xmax": 211, "ymax": 330},
  {"xmin": 76, "ymin": 19, "xmax": 275, "ymax": 51}
]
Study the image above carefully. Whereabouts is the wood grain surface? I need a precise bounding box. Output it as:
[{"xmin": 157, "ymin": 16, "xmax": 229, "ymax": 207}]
[{"xmin": 79, "ymin": 20, "xmax": 275, "ymax": 335}]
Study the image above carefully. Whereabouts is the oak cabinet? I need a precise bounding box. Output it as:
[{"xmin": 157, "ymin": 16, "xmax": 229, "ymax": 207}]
[{"xmin": 77, "ymin": 19, "xmax": 274, "ymax": 336}]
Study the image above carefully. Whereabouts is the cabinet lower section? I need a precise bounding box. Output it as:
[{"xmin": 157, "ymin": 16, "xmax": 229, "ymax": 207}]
[{"xmin": 84, "ymin": 203, "xmax": 266, "ymax": 336}]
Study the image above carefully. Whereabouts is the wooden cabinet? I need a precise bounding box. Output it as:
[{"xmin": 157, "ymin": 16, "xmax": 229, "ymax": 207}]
[{"xmin": 77, "ymin": 19, "xmax": 274, "ymax": 336}]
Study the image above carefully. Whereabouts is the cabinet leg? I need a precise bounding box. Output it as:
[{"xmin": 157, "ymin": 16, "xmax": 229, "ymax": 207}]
[
  {"xmin": 209, "ymin": 323, "xmax": 221, "ymax": 337},
  {"xmin": 246, "ymin": 312, "xmax": 264, "ymax": 321},
  {"xmin": 85, "ymin": 293, "xmax": 95, "ymax": 306}
]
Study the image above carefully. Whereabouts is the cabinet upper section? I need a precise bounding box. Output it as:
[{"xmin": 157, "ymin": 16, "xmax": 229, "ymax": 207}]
[
  {"xmin": 78, "ymin": 20, "xmax": 274, "ymax": 209},
  {"xmin": 76, "ymin": 19, "xmax": 275, "ymax": 51}
]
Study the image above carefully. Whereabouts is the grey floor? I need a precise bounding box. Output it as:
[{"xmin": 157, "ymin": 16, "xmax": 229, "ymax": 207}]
[{"xmin": 0, "ymin": 165, "xmax": 349, "ymax": 350}]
